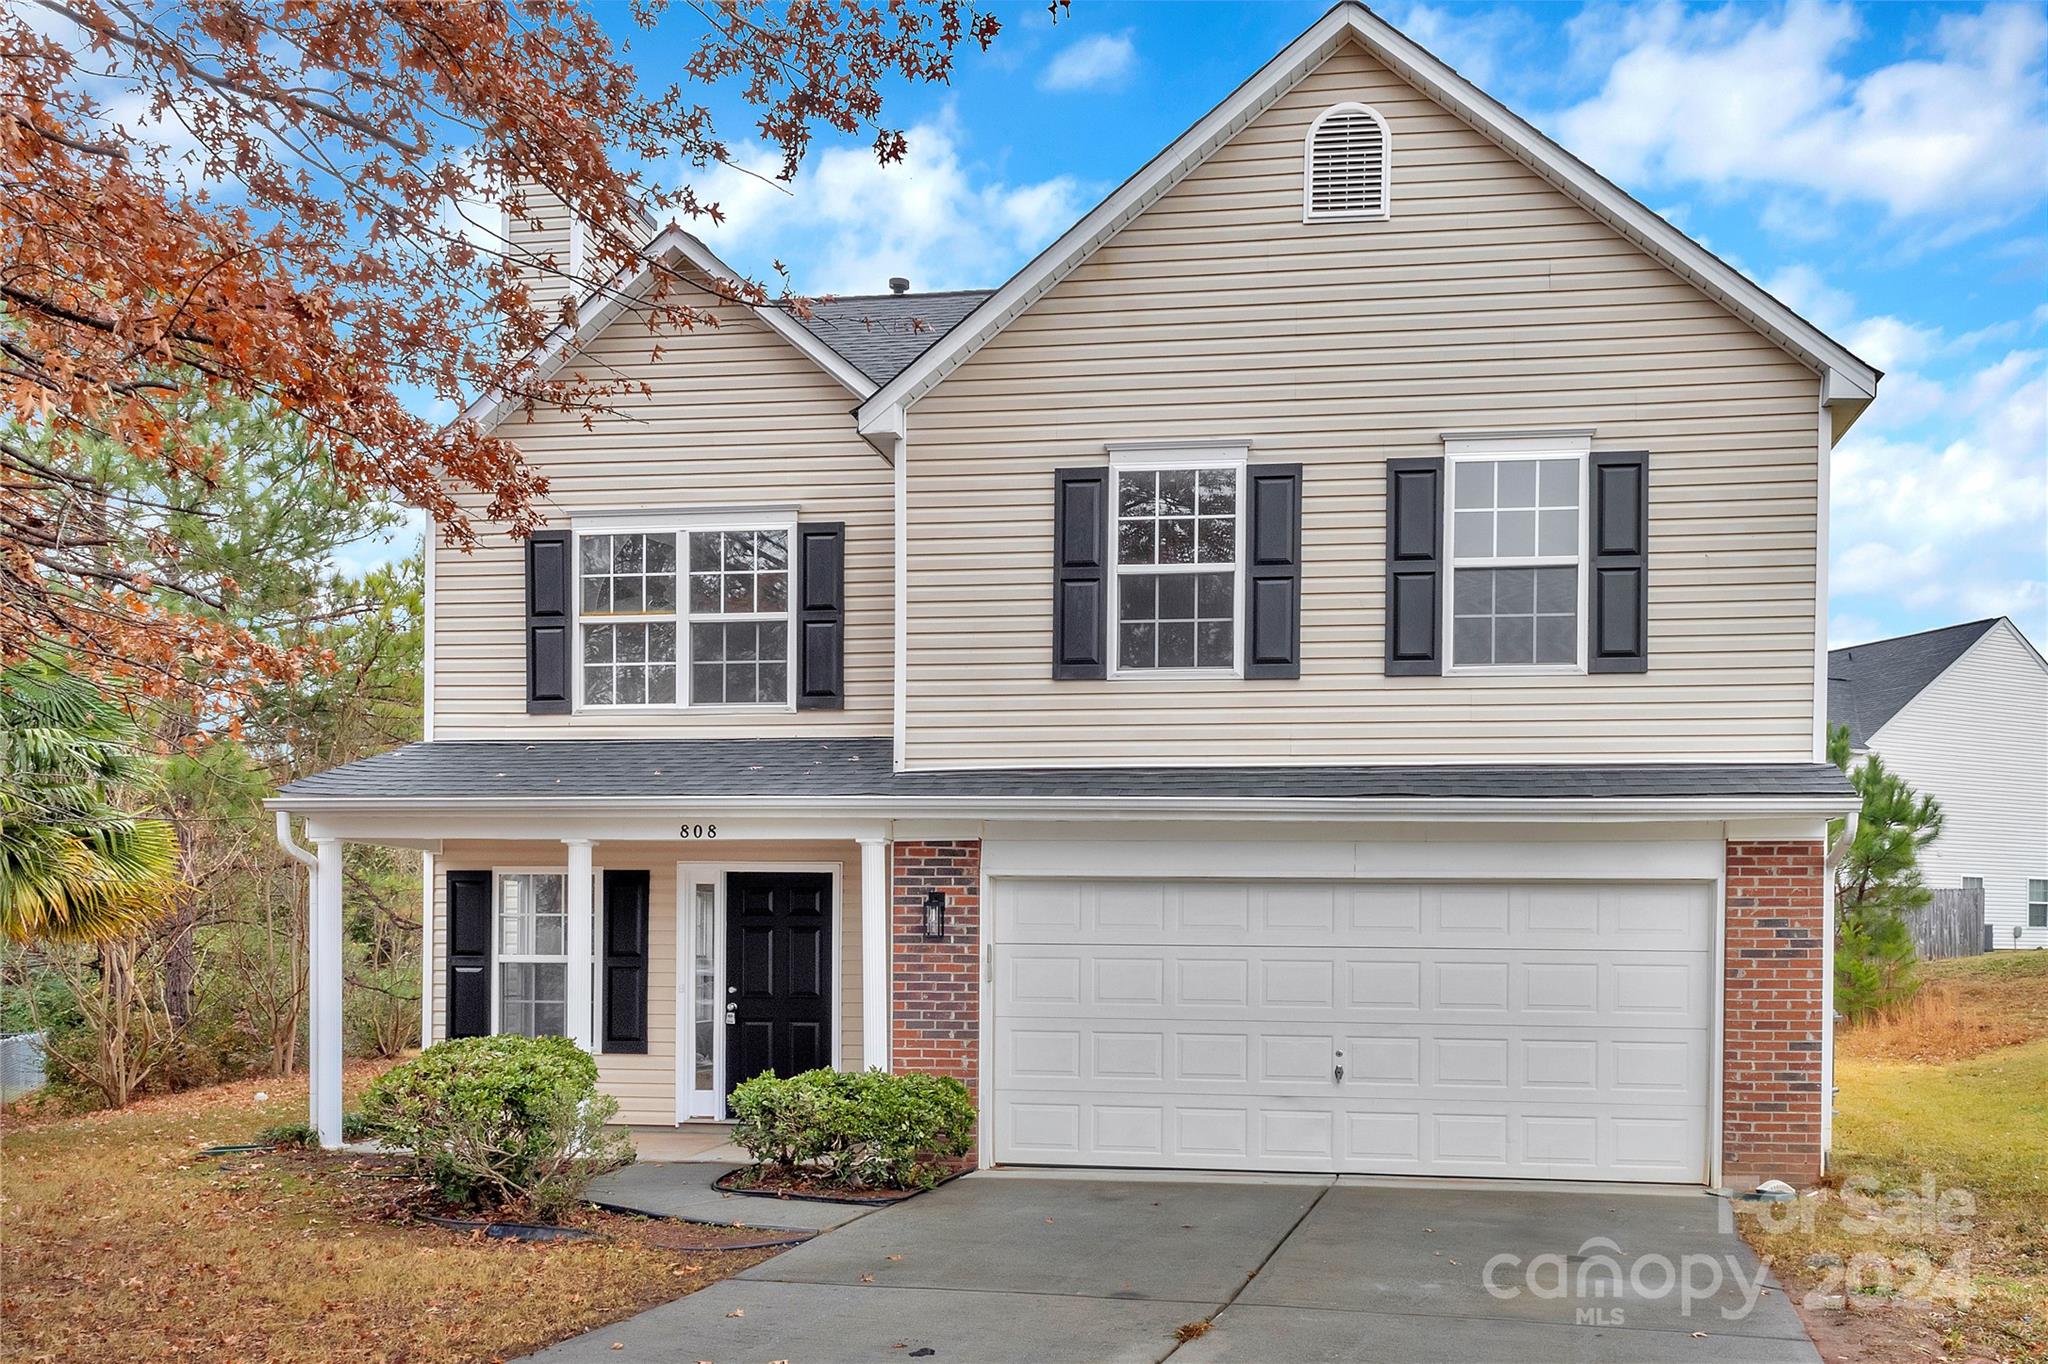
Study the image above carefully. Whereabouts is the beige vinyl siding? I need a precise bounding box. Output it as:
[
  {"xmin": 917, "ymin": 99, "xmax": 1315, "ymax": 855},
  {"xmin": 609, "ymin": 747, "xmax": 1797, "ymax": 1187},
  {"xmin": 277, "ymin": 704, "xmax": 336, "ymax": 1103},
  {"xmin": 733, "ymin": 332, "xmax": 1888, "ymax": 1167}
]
[
  {"xmin": 429, "ymin": 839, "xmax": 864, "ymax": 1127},
  {"xmin": 507, "ymin": 179, "xmax": 580, "ymax": 309},
  {"xmin": 903, "ymin": 40, "xmax": 1820, "ymax": 766},
  {"xmin": 432, "ymin": 274, "xmax": 892, "ymax": 739}
]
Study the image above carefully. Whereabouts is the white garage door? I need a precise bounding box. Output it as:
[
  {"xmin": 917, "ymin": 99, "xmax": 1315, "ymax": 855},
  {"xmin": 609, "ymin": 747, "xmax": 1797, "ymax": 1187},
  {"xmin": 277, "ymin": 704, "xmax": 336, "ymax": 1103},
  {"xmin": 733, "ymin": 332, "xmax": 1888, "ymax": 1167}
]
[{"xmin": 991, "ymin": 878, "xmax": 1712, "ymax": 1183}]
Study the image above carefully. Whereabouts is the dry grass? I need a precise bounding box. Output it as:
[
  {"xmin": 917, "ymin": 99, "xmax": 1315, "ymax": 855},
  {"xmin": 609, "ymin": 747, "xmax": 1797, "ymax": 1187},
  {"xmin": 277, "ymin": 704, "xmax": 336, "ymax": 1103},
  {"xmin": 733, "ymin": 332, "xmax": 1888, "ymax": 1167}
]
[
  {"xmin": 1745, "ymin": 1006, "xmax": 2048, "ymax": 1362},
  {"xmin": 1841, "ymin": 951, "xmax": 2048, "ymax": 1063},
  {"xmin": 0, "ymin": 1066, "xmax": 774, "ymax": 1363}
]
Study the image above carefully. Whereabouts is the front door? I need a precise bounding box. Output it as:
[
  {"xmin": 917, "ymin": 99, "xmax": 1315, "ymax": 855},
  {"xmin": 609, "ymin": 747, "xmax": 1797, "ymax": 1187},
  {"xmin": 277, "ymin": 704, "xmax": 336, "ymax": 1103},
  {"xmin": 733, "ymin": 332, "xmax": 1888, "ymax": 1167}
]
[{"xmin": 724, "ymin": 871, "xmax": 833, "ymax": 1096}]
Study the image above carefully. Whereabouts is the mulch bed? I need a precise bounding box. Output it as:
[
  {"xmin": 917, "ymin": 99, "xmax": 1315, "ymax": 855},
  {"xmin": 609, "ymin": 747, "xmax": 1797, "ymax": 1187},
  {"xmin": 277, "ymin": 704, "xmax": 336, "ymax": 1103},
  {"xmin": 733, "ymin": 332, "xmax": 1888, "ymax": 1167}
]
[
  {"xmin": 713, "ymin": 1156, "xmax": 976, "ymax": 1204},
  {"xmin": 205, "ymin": 1146, "xmax": 809, "ymax": 1250}
]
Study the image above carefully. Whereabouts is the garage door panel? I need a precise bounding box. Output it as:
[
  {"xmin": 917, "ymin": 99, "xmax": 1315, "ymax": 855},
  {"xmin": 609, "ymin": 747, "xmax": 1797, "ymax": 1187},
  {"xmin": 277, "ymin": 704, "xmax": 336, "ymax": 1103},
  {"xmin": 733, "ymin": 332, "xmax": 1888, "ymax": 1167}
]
[
  {"xmin": 1002, "ymin": 881, "xmax": 1708, "ymax": 952},
  {"xmin": 995, "ymin": 1020, "xmax": 1705, "ymax": 1106},
  {"xmin": 1001, "ymin": 946, "xmax": 1709, "ymax": 1029},
  {"xmin": 995, "ymin": 1088, "xmax": 1706, "ymax": 1180},
  {"xmin": 992, "ymin": 876, "xmax": 1712, "ymax": 1183}
]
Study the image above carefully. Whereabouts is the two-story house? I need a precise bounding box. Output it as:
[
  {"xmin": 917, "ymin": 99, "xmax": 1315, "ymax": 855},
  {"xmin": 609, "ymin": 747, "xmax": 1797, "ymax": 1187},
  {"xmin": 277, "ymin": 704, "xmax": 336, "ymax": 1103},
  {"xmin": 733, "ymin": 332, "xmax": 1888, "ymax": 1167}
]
[
  {"xmin": 1830, "ymin": 618, "xmax": 2048, "ymax": 951},
  {"xmin": 272, "ymin": 4, "xmax": 1876, "ymax": 1189}
]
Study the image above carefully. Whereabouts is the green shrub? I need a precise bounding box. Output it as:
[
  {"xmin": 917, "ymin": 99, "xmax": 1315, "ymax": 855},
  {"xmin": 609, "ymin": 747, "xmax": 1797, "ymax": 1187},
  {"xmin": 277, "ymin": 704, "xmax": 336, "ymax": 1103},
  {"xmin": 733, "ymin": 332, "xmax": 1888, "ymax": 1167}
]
[
  {"xmin": 359, "ymin": 1035, "xmax": 632, "ymax": 1220},
  {"xmin": 730, "ymin": 1068, "xmax": 975, "ymax": 1190}
]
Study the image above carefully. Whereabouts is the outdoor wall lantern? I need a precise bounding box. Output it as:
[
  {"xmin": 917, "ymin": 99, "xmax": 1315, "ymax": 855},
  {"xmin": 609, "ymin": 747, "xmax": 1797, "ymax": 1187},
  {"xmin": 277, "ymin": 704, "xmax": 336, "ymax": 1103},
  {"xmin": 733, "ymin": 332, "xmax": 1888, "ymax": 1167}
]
[{"xmin": 922, "ymin": 889, "xmax": 948, "ymax": 942}]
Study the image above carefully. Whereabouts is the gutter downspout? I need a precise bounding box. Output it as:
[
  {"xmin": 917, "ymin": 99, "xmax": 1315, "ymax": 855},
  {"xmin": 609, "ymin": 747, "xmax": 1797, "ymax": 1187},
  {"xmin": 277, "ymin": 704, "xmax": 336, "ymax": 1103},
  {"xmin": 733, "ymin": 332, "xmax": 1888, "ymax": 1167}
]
[
  {"xmin": 273, "ymin": 813, "xmax": 330, "ymax": 1142},
  {"xmin": 1819, "ymin": 807, "xmax": 1857, "ymax": 1169}
]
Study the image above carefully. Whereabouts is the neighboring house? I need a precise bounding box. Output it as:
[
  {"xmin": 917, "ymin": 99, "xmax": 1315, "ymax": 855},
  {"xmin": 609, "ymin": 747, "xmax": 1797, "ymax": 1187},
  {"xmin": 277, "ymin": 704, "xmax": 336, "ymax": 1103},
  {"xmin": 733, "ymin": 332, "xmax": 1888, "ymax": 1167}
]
[
  {"xmin": 1830, "ymin": 618, "xmax": 2048, "ymax": 951},
  {"xmin": 271, "ymin": 4, "xmax": 1882, "ymax": 1190}
]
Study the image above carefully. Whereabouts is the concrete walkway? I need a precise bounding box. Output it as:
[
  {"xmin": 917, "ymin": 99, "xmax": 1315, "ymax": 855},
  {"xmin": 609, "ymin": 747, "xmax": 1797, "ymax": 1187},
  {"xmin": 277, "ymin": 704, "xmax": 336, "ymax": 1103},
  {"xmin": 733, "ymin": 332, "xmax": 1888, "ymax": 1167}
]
[
  {"xmin": 531, "ymin": 1175, "xmax": 1822, "ymax": 1364},
  {"xmin": 584, "ymin": 1162, "xmax": 877, "ymax": 1233}
]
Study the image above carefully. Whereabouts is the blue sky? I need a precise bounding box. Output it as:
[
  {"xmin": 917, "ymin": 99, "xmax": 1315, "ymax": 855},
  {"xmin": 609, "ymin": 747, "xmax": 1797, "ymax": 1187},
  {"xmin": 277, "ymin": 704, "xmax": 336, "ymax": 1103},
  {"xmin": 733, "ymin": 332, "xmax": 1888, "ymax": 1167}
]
[{"xmin": 412, "ymin": 2, "xmax": 2048, "ymax": 648}]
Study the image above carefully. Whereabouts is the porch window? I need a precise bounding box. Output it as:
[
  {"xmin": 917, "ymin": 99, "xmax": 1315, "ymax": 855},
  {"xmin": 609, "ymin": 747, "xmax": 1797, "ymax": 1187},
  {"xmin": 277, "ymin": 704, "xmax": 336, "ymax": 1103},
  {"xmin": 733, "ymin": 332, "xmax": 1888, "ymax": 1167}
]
[{"xmin": 496, "ymin": 872, "xmax": 568, "ymax": 1037}]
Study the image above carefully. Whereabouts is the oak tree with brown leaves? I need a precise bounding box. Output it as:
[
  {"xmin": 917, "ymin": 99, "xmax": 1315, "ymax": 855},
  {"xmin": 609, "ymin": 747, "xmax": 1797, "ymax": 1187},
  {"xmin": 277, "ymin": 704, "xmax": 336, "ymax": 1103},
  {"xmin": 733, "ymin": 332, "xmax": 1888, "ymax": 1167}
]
[{"xmin": 2, "ymin": 0, "xmax": 1009, "ymax": 708}]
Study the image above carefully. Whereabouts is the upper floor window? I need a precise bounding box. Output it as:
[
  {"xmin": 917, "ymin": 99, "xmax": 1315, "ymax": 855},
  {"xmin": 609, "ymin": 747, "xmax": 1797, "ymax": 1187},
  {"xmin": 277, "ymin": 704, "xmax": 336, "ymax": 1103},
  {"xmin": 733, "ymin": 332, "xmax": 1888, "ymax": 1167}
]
[
  {"xmin": 1112, "ymin": 457, "xmax": 1242, "ymax": 675},
  {"xmin": 577, "ymin": 522, "xmax": 792, "ymax": 709},
  {"xmin": 1304, "ymin": 102, "xmax": 1390, "ymax": 222},
  {"xmin": 1447, "ymin": 453, "xmax": 1585, "ymax": 672}
]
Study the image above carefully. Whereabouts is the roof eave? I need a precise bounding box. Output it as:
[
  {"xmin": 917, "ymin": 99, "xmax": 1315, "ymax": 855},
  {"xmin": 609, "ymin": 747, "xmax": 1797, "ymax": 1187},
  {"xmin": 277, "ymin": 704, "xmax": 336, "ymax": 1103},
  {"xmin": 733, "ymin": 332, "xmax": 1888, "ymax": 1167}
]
[{"xmin": 265, "ymin": 792, "xmax": 1856, "ymax": 821}]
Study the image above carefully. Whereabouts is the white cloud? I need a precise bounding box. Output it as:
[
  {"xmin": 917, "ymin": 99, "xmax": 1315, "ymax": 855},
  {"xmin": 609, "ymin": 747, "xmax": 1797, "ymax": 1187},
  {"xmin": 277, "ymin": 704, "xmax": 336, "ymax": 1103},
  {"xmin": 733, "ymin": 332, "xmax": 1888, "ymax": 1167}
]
[
  {"xmin": 1040, "ymin": 32, "xmax": 1137, "ymax": 92},
  {"xmin": 685, "ymin": 114, "xmax": 1088, "ymax": 296},
  {"xmin": 1555, "ymin": 1, "xmax": 2048, "ymax": 222},
  {"xmin": 1829, "ymin": 346, "xmax": 2048, "ymax": 641}
]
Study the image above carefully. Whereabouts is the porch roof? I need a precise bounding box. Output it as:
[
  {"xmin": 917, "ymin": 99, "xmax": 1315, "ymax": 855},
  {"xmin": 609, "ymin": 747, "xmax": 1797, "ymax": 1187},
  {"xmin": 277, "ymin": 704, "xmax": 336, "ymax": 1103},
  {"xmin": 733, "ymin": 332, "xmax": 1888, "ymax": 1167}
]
[{"xmin": 271, "ymin": 738, "xmax": 1855, "ymax": 813}]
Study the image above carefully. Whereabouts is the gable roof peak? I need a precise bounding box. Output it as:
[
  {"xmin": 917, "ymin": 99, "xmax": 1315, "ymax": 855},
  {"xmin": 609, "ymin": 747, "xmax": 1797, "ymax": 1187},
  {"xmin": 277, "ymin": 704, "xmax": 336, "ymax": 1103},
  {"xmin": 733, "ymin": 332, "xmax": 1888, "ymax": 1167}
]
[{"xmin": 854, "ymin": 0, "xmax": 1880, "ymax": 439}]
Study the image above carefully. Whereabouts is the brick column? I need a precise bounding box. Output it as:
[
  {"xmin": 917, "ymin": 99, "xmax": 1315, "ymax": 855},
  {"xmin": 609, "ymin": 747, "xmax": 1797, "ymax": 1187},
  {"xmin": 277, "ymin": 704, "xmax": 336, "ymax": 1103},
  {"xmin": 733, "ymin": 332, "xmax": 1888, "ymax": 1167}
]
[
  {"xmin": 1723, "ymin": 840, "xmax": 1827, "ymax": 1187},
  {"xmin": 891, "ymin": 841, "xmax": 981, "ymax": 1086}
]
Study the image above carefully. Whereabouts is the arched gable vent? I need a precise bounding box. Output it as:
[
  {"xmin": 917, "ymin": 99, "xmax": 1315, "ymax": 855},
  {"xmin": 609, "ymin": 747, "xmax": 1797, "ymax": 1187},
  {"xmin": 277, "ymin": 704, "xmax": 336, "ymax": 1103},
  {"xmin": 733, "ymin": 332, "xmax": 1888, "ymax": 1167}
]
[{"xmin": 1303, "ymin": 102, "xmax": 1390, "ymax": 221}]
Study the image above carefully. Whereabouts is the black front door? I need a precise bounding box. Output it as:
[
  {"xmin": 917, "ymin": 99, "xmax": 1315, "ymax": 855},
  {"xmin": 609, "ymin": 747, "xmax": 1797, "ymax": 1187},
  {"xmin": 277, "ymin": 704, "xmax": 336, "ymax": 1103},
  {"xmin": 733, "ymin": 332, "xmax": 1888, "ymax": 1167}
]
[{"xmin": 725, "ymin": 871, "xmax": 833, "ymax": 1096}]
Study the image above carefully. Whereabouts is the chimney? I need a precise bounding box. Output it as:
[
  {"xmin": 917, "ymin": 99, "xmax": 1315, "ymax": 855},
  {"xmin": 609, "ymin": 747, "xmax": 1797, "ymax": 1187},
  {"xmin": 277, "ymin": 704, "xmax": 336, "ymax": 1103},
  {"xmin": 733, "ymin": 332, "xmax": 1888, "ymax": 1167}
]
[{"xmin": 888, "ymin": 276, "xmax": 910, "ymax": 295}]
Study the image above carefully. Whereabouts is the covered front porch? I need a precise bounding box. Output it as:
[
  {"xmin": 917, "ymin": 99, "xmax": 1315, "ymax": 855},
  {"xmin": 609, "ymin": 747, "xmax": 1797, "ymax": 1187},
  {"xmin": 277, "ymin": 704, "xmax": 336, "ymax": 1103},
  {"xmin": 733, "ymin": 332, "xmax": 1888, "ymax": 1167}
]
[{"xmin": 275, "ymin": 808, "xmax": 923, "ymax": 1147}]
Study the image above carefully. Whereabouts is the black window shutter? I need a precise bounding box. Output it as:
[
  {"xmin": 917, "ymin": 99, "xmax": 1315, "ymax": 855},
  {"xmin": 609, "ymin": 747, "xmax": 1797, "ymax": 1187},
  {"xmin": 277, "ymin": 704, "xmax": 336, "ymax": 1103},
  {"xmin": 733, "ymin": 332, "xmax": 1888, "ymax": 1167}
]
[
  {"xmin": 796, "ymin": 521, "xmax": 846, "ymax": 709},
  {"xmin": 1243, "ymin": 464, "xmax": 1304, "ymax": 680},
  {"xmin": 1052, "ymin": 467, "xmax": 1109, "ymax": 679},
  {"xmin": 525, "ymin": 530, "xmax": 573, "ymax": 714},
  {"xmin": 601, "ymin": 870, "xmax": 651, "ymax": 1053},
  {"xmin": 1589, "ymin": 451, "xmax": 1650, "ymax": 674},
  {"xmin": 445, "ymin": 869, "xmax": 492, "ymax": 1039},
  {"xmin": 1384, "ymin": 458, "xmax": 1444, "ymax": 676}
]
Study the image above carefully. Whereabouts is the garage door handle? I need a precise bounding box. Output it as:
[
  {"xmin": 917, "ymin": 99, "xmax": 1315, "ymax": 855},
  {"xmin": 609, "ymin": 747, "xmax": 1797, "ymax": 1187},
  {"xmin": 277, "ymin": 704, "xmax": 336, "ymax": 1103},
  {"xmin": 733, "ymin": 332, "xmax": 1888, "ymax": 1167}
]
[{"xmin": 1334, "ymin": 1050, "xmax": 1344, "ymax": 1084}]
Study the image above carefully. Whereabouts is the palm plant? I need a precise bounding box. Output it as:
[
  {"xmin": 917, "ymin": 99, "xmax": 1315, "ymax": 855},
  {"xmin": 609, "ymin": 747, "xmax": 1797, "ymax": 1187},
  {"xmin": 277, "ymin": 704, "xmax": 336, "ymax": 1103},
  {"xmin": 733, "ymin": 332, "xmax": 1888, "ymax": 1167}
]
[{"xmin": 1, "ymin": 660, "xmax": 180, "ymax": 942}]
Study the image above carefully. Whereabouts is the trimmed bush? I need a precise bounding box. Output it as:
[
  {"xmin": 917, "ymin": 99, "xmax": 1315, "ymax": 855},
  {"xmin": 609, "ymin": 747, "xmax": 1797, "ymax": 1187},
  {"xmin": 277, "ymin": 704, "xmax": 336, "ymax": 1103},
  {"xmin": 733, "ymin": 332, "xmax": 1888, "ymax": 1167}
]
[
  {"xmin": 360, "ymin": 1035, "xmax": 632, "ymax": 1220},
  {"xmin": 730, "ymin": 1068, "xmax": 975, "ymax": 1190}
]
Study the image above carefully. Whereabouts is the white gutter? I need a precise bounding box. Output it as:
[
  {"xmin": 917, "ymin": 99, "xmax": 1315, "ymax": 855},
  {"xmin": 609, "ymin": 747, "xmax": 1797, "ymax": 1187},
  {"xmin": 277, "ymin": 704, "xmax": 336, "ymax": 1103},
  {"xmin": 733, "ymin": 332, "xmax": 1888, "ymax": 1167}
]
[
  {"xmin": 266, "ymin": 793, "xmax": 1857, "ymax": 823},
  {"xmin": 275, "ymin": 809, "xmax": 319, "ymax": 873}
]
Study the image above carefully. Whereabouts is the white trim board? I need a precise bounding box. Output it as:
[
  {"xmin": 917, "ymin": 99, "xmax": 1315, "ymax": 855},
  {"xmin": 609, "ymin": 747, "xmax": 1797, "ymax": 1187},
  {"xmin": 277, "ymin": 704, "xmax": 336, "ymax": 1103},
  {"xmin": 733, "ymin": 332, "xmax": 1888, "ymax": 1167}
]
[
  {"xmin": 854, "ymin": 2, "xmax": 1877, "ymax": 439},
  {"xmin": 673, "ymin": 859, "xmax": 846, "ymax": 1123}
]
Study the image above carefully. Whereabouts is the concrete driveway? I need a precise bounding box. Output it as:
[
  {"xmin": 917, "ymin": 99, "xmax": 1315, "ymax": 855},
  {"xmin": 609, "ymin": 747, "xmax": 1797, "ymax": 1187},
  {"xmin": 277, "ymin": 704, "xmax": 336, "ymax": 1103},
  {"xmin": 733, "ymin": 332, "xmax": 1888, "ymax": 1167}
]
[{"xmin": 529, "ymin": 1174, "xmax": 1821, "ymax": 1364}]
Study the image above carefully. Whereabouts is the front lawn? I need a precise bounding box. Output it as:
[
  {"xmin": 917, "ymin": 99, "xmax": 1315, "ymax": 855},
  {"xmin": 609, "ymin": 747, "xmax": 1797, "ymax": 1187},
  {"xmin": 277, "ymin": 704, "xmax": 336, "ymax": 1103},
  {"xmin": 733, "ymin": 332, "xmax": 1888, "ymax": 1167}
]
[
  {"xmin": 0, "ymin": 1066, "xmax": 773, "ymax": 1362},
  {"xmin": 1744, "ymin": 953, "xmax": 2048, "ymax": 1364}
]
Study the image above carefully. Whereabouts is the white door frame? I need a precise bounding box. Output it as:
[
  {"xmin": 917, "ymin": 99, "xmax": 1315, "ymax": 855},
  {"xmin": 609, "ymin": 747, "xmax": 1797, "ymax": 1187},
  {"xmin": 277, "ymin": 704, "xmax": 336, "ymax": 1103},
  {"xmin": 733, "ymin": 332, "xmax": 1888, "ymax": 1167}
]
[{"xmin": 675, "ymin": 860, "xmax": 844, "ymax": 1123}]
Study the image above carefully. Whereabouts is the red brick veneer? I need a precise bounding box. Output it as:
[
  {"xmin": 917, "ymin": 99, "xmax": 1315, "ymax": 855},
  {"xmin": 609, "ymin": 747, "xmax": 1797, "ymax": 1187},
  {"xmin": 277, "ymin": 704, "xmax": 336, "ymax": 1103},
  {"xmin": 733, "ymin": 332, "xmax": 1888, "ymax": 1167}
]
[
  {"xmin": 1722, "ymin": 840, "xmax": 1828, "ymax": 1186},
  {"xmin": 890, "ymin": 841, "xmax": 981, "ymax": 1086}
]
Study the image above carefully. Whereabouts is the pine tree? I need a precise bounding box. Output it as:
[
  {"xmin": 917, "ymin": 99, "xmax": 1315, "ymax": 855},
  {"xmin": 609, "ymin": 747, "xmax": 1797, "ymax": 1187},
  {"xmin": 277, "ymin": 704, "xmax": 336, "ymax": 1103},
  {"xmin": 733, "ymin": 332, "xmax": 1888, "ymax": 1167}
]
[{"xmin": 1828, "ymin": 724, "xmax": 1943, "ymax": 1018}]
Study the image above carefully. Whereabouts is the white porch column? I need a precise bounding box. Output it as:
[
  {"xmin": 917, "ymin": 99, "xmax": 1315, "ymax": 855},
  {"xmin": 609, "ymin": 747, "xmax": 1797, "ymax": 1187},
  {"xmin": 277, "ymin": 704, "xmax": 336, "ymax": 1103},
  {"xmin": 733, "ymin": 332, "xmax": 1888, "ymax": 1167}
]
[
  {"xmin": 858, "ymin": 837, "xmax": 891, "ymax": 1073},
  {"xmin": 564, "ymin": 838, "xmax": 596, "ymax": 1050},
  {"xmin": 311, "ymin": 837, "xmax": 345, "ymax": 1148}
]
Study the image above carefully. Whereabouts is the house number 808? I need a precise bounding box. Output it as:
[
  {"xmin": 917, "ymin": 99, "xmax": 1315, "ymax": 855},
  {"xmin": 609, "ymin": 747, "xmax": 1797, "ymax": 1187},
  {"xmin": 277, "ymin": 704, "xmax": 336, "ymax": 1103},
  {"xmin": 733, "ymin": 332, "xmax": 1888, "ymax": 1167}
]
[{"xmin": 678, "ymin": 823, "xmax": 717, "ymax": 839}]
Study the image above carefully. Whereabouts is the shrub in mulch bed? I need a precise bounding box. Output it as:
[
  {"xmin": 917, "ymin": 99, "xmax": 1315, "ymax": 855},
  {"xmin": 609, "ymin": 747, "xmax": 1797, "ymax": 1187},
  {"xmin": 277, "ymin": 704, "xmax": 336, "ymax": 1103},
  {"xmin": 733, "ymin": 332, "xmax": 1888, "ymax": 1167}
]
[
  {"xmin": 729, "ymin": 1068, "xmax": 976, "ymax": 1196},
  {"xmin": 714, "ymin": 1155, "xmax": 977, "ymax": 1204}
]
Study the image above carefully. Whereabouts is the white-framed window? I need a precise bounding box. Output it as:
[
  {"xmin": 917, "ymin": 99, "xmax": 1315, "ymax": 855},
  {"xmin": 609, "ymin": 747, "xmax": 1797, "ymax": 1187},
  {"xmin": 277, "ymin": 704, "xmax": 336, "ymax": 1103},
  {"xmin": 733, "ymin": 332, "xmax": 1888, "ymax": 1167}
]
[
  {"xmin": 1445, "ymin": 441, "xmax": 1589, "ymax": 674},
  {"xmin": 2029, "ymin": 878, "xmax": 2047, "ymax": 929},
  {"xmin": 1110, "ymin": 450, "xmax": 1245, "ymax": 676},
  {"xmin": 494, "ymin": 870, "xmax": 569, "ymax": 1037},
  {"xmin": 1303, "ymin": 102, "xmax": 1390, "ymax": 222},
  {"xmin": 574, "ymin": 517, "xmax": 793, "ymax": 710}
]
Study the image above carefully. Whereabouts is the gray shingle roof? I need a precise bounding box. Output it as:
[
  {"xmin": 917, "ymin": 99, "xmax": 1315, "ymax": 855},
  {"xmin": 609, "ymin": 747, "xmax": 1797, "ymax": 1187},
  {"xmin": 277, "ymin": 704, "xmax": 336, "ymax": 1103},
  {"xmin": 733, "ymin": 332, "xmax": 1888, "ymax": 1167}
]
[
  {"xmin": 1828, "ymin": 618, "xmax": 2001, "ymax": 748},
  {"xmin": 790, "ymin": 291, "xmax": 992, "ymax": 385},
  {"xmin": 275, "ymin": 738, "xmax": 1852, "ymax": 805}
]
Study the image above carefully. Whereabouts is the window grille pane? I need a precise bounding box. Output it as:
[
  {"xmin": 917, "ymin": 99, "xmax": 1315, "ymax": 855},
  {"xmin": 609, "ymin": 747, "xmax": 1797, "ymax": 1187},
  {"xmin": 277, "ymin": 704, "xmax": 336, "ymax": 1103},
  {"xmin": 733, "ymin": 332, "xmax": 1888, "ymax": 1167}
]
[
  {"xmin": 1452, "ymin": 566, "xmax": 1577, "ymax": 668},
  {"xmin": 1118, "ymin": 570, "xmax": 1233, "ymax": 671}
]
